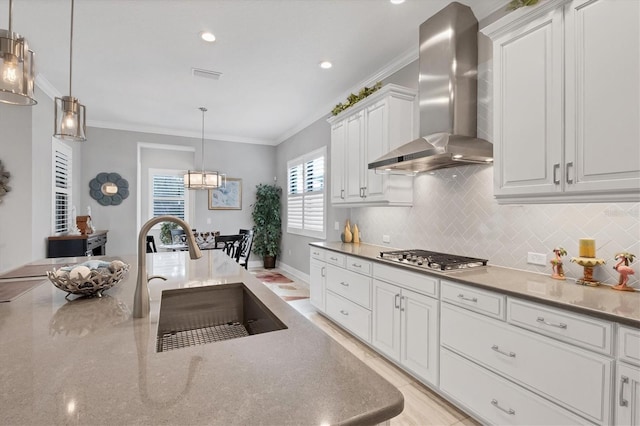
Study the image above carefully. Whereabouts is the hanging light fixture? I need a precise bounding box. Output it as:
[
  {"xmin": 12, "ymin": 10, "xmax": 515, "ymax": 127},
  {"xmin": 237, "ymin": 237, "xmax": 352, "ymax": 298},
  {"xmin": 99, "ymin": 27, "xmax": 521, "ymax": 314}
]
[
  {"xmin": 0, "ymin": 0, "xmax": 37, "ymax": 105},
  {"xmin": 184, "ymin": 107, "xmax": 225, "ymax": 190},
  {"xmin": 54, "ymin": 0, "xmax": 86, "ymax": 142}
]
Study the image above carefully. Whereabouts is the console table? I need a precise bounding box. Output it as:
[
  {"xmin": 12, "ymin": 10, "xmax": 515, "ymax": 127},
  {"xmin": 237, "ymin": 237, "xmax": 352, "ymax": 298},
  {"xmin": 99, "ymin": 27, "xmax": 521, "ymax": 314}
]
[{"xmin": 47, "ymin": 230, "xmax": 108, "ymax": 258}]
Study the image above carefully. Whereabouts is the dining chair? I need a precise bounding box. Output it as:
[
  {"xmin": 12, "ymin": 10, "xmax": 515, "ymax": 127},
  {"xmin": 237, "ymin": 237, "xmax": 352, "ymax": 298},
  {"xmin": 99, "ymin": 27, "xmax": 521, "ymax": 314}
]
[
  {"xmin": 214, "ymin": 234, "xmax": 244, "ymax": 258},
  {"xmin": 170, "ymin": 228, "xmax": 186, "ymax": 244},
  {"xmin": 146, "ymin": 235, "xmax": 157, "ymax": 253},
  {"xmin": 236, "ymin": 230, "xmax": 253, "ymax": 269}
]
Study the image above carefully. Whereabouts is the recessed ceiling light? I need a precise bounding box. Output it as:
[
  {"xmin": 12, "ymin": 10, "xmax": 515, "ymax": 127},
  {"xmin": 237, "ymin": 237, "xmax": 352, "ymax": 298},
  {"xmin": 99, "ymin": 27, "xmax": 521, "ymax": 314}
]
[
  {"xmin": 319, "ymin": 61, "xmax": 333, "ymax": 69},
  {"xmin": 390, "ymin": 0, "xmax": 406, "ymax": 4},
  {"xmin": 200, "ymin": 32, "xmax": 216, "ymax": 42}
]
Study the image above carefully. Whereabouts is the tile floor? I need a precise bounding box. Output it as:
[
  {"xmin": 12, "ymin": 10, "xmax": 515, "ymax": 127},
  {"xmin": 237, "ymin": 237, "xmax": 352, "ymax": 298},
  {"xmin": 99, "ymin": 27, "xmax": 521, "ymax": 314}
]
[{"xmin": 264, "ymin": 268, "xmax": 481, "ymax": 426}]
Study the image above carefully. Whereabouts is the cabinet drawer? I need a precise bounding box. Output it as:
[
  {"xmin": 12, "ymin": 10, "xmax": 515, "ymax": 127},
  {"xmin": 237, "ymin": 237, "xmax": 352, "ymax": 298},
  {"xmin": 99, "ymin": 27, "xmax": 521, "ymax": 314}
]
[
  {"xmin": 373, "ymin": 263, "xmax": 438, "ymax": 298},
  {"xmin": 87, "ymin": 234, "xmax": 106, "ymax": 250},
  {"xmin": 325, "ymin": 252, "xmax": 346, "ymax": 267},
  {"xmin": 309, "ymin": 246, "xmax": 326, "ymax": 261},
  {"xmin": 326, "ymin": 265, "xmax": 371, "ymax": 309},
  {"xmin": 618, "ymin": 326, "xmax": 640, "ymax": 367},
  {"xmin": 346, "ymin": 256, "xmax": 372, "ymax": 275},
  {"xmin": 325, "ymin": 291, "xmax": 371, "ymax": 343},
  {"xmin": 441, "ymin": 304, "xmax": 612, "ymax": 424},
  {"xmin": 508, "ymin": 298, "xmax": 613, "ymax": 355},
  {"xmin": 441, "ymin": 280, "xmax": 505, "ymax": 320},
  {"xmin": 440, "ymin": 348, "xmax": 593, "ymax": 426}
]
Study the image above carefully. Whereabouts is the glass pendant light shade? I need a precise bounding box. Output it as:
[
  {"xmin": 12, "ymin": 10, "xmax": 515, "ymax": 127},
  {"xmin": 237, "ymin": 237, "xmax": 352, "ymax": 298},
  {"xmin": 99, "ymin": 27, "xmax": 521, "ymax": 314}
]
[
  {"xmin": 184, "ymin": 107, "xmax": 225, "ymax": 190},
  {"xmin": 0, "ymin": 0, "xmax": 37, "ymax": 106},
  {"xmin": 54, "ymin": 95, "xmax": 86, "ymax": 141},
  {"xmin": 54, "ymin": 0, "xmax": 87, "ymax": 142}
]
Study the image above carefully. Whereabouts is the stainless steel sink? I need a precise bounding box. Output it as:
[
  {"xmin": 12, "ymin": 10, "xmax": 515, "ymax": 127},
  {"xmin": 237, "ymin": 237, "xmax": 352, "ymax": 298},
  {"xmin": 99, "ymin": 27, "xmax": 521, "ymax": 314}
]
[{"xmin": 156, "ymin": 282, "xmax": 287, "ymax": 352}]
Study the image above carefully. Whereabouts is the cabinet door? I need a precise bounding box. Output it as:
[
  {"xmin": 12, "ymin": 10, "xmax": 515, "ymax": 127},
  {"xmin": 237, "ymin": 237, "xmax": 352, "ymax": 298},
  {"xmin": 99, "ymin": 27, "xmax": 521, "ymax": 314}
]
[
  {"xmin": 401, "ymin": 288, "xmax": 439, "ymax": 386},
  {"xmin": 372, "ymin": 279, "xmax": 401, "ymax": 361},
  {"xmin": 363, "ymin": 101, "xmax": 387, "ymax": 201},
  {"xmin": 345, "ymin": 112, "xmax": 364, "ymax": 202},
  {"xmin": 616, "ymin": 362, "xmax": 640, "ymax": 426},
  {"xmin": 330, "ymin": 121, "xmax": 346, "ymax": 203},
  {"xmin": 492, "ymin": 6, "xmax": 563, "ymax": 198},
  {"xmin": 564, "ymin": 0, "xmax": 640, "ymax": 196},
  {"xmin": 310, "ymin": 258, "xmax": 326, "ymax": 312}
]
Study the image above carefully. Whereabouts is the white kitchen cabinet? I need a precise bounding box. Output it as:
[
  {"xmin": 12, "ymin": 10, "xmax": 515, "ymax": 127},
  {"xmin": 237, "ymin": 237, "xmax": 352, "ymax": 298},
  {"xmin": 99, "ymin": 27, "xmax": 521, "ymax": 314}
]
[
  {"xmin": 482, "ymin": 0, "xmax": 640, "ymax": 203},
  {"xmin": 616, "ymin": 362, "xmax": 640, "ymax": 426},
  {"xmin": 327, "ymin": 84, "xmax": 416, "ymax": 207},
  {"xmin": 372, "ymin": 279, "xmax": 439, "ymax": 386},
  {"xmin": 310, "ymin": 258, "xmax": 326, "ymax": 312}
]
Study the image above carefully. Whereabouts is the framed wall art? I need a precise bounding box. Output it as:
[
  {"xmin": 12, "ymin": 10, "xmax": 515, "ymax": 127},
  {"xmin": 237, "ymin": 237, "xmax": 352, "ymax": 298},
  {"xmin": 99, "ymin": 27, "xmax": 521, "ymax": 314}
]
[{"xmin": 208, "ymin": 178, "xmax": 242, "ymax": 210}]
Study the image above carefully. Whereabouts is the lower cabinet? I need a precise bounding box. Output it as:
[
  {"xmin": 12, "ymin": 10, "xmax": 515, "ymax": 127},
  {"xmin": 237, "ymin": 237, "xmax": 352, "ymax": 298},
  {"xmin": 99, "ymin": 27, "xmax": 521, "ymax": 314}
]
[
  {"xmin": 372, "ymin": 279, "xmax": 439, "ymax": 386},
  {"xmin": 615, "ymin": 362, "xmax": 640, "ymax": 426},
  {"xmin": 325, "ymin": 291, "xmax": 371, "ymax": 343},
  {"xmin": 309, "ymin": 258, "xmax": 326, "ymax": 312}
]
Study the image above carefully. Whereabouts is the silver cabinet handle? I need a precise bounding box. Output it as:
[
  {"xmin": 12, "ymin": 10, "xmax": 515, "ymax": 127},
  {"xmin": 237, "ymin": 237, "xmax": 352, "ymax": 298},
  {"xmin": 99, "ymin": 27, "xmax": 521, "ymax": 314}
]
[
  {"xmin": 400, "ymin": 295, "xmax": 405, "ymax": 312},
  {"xmin": 395, "ymin": 294, "xmax": 400, "ymax": 309},
  {"xmin": 491, "ymin": 399, "xmax": 515, "ymax": 415},
  {"xmin": 330, "ymin": 256, "xmax": 338, "ymax": 261},
  {"xmin": 457, "ymin": 294, "xmax": 478, "ymax": 303},
  {"xmin": 340, "ymin": 281, "xmax": 349, "ymax": 287},
  {"xmin": 620, "ymin": 376, "xmax": 629, "ymax": 407},
  {"xmin": 339, "ymin": 310, "xmax": 349, "ymax": 316},
  {"xmin": 352, "ymin": 263, "xmax": 362, "ymax": 268},
  {"xmin": 566, "ymin": 162, "xmax": 574, "ymax": 184},
  {"xmin": 536, "ymin": 316, "xmax": 567, "ymax": 329},
  {"xmin": 491, "ymin": 345, "xmax": 516, "ymax": 358},
  {"xmin": 553, "ymin": 163, "xmax": 560, "ymax": 184},
  {"xmin": 321, "ymin": 266, "xmax": 325, "ymax": 278},
  {"xmin": 362, "ymin": 187, "xmax": 366, "ymax": 198},
  {"xmin": 341, "ymin": 189, "xmax": 345, "ymax": 199}
]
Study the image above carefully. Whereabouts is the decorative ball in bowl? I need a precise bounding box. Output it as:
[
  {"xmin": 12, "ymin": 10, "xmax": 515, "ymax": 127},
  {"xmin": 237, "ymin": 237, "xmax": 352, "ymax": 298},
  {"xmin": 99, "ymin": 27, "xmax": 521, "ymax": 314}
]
[{"xmin": 47, "ymin": 260, "xmax": 130, "ymax": 298}]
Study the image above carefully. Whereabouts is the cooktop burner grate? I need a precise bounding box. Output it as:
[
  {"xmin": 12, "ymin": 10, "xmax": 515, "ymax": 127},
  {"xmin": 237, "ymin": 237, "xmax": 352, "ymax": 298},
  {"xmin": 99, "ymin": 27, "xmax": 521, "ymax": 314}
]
[{"xmin": 379, "ymin": 249, "xmax": 488, "ymax": 271}]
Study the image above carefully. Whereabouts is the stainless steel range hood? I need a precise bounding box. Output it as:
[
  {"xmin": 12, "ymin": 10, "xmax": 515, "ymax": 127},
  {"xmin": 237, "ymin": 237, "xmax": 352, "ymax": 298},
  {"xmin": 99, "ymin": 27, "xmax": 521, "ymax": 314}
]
[{"xmin": 368, "ymin": 2, "xmax": 493, "ymax": 174}]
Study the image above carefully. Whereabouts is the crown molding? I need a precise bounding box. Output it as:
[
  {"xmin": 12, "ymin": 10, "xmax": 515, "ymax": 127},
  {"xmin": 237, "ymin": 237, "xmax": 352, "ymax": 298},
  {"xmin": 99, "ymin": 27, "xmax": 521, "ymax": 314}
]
[{"xmin": 35, "ymin": 74, "xmax": 61, "ymax": 100}]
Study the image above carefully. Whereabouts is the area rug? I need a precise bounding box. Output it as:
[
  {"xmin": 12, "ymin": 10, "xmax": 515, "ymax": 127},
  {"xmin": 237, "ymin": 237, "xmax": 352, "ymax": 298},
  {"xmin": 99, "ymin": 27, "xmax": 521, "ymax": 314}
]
[
  {"xmin": 0, "ymin": 279, "xmax": 46, "ymax": 302},
  {"xmin": 252, "ymin": 270, "xmax": 310, "ymax": 302}
]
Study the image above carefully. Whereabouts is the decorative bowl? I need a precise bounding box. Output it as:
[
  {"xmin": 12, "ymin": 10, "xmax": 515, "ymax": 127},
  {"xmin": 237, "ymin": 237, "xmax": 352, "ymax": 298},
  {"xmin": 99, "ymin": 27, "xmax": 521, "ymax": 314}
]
[{"xmin": 47, "ymin": 260, "xmax": 130, "ymax": 298}]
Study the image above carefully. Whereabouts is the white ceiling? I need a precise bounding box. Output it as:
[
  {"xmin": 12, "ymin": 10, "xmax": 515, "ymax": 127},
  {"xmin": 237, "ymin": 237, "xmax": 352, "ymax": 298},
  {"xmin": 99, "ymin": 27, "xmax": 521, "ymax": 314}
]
[{"xmin": 3, "ymin": 0, "xmax": 505, "ymax": 145}]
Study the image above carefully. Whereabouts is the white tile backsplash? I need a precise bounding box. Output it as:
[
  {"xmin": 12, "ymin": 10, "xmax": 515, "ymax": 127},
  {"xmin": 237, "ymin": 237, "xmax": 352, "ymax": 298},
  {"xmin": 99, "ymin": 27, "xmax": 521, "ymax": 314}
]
[{"xmin": 351, "ymin": 165, "xmax": 639, "ymax": 288}]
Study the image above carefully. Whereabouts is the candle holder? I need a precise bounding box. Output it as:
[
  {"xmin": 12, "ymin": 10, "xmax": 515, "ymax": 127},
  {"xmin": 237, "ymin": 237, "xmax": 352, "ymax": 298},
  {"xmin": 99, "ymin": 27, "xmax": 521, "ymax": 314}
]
[{"xmin": 570, "ymin": 257, "xmax": 606, "ymax": 286}]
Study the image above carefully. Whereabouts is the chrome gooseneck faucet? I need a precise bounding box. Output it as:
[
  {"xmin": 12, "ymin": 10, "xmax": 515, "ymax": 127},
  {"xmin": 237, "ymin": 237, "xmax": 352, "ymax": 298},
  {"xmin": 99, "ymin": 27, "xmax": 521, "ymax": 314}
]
[{"xmin": 134, "ymin": 216, "xmax": 202, "ymax": 318}]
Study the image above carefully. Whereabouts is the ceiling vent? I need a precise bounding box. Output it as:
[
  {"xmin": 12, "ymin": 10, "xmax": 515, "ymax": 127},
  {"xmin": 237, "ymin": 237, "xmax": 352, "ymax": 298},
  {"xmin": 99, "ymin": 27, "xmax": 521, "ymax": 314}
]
[{"xmin": 192, "ymin": 68, "xmax": 222, "ymax": 80}]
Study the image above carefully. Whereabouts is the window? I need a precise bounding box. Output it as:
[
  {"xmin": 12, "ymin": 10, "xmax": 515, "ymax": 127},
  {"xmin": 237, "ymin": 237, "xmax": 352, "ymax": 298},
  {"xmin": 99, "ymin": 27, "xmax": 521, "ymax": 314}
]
[
  {"xmin": 149, "ymin": 169, "xmax": 189, "ymax": 220},
  {"xmin": 52, "ymin": 139, "xmax": 72, "ymax": 234},
  {"xmin": 287, "ymin": 147, "xmax": 326, "ymax": 238}
]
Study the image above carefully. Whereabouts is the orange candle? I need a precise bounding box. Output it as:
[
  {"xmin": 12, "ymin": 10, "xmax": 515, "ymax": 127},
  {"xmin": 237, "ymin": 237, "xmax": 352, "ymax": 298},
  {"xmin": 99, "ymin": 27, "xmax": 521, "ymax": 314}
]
[{"xmin": 579, "ymin": 238, "xmax": 596, "ymax": 258}]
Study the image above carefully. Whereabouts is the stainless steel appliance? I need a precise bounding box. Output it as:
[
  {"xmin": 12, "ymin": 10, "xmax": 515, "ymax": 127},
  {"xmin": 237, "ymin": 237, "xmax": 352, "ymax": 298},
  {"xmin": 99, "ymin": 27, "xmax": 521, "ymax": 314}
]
[{"xmin": 378, "ymin": 249, "xmax": 487, "ymax": 271}]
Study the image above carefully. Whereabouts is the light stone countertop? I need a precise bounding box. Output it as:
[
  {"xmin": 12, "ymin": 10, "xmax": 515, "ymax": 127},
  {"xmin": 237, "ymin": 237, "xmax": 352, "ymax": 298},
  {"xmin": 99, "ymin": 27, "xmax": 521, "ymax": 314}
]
[
  {"xmin": 311, "ymin": 241, "xmax": 640, "ymax": 328},
  {"xmin": 0, "ymin": 250, "xmax": 403, "ymax": 425}
]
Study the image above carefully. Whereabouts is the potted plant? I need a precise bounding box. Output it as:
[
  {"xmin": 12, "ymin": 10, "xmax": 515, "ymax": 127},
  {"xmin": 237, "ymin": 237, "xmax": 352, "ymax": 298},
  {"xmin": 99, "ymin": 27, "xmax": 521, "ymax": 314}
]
[{"xmin": 251, "ymin": 183, "xmax": 282, "ymax": 269}]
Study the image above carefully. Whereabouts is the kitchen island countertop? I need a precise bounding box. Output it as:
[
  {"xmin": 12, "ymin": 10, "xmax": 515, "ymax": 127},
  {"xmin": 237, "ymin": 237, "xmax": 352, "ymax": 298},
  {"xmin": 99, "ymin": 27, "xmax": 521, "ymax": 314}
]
[
  {"xmin": 311, "ymin": 241, "xmax": 640, "ymax": 327},
  {"xmin": 0, "ymin": 250, "xmax": 403, "ymax": 425}
]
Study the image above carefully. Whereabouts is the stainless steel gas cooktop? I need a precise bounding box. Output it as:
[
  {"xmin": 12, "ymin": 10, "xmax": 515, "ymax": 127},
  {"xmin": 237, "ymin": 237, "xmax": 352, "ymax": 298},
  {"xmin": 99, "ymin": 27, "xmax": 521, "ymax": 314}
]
[{"xmin": 378, "ymin": 249, "xmax": 488, "ymax": 271}]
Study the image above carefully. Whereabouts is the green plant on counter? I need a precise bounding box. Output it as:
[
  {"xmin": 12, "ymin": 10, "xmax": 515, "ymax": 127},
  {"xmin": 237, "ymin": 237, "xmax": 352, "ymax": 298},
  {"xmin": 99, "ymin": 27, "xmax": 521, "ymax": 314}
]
[
  {"xmin": 159, "ymin": 221, "xmax": 178, "ymax": 244},
  {"xmin": 331, "ymin": 82, "xmax": 382, "ymax": 116},
  {"xmin": 251, "ymin": 184, "xmax": 282, "ymax": 258},
  {"xmin": 506, "ymin": 0, "xmax": 539, "ymax": 10}
]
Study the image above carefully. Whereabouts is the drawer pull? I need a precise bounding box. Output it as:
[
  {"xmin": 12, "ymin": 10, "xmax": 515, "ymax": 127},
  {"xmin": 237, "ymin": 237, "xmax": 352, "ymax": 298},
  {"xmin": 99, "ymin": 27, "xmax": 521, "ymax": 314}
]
[
  {"xmin": 491, "ymin": 399, "xmax": 515, "ymax": 415},
  {"xmin": 321, "ymin": 266, "xmax": 325, "ymax": 278},
  {"xmin": 620, "ymin": 376, "xmax": 629, "ymax": 407},
  {"xmin": 339, "ymin": 310, "xmax": 349, "ymax": 316},
  {"xmin": 395, "ymin": 294, "xmax": 400, "ymax": 309},
  {"xmin": 457, "ymin": 294, "xmax": 478, "ymax": 303},
  {"xmin": 340, "ymin": 281, "xmax": 349, "ymax": 287},
  {"xmin": 536, "ymin": 317, "xmax": 567, "ymax": 329},
  {"xmin": 330, "ymin": 257, "xmax": 338, "ymax": 261},
  {"xmin": 491, "ymin": 345, "xmax": 516, "ymax": 358},
  {"xmin": 352, "ymin": 263, "xmax": 362, "ymax": 268}
]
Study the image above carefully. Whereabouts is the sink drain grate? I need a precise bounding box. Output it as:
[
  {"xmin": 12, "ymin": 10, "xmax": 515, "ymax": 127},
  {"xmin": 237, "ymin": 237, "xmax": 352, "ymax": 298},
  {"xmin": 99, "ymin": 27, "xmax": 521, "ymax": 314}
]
[{"xmin": 157, "ymin": 322, "xmax": 249, "ymax": 352}]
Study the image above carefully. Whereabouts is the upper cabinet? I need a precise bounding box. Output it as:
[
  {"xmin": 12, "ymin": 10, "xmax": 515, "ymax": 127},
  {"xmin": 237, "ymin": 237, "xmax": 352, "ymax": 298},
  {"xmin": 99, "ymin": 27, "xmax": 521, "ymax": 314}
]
[
  {"xmin": 482, "ymin": 0, "xmax": 640, "ymax": 204},
  {"xmin": 328, "ymin": 84, "xmax": 416, "ymax": 207}
]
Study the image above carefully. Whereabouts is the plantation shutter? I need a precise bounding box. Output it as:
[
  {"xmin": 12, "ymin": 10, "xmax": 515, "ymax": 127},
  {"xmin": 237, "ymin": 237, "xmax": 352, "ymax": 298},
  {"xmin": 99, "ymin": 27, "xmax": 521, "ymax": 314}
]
[
  {"xmin": 287, "ymin": 147, "xmax": 325, "ymax": 238},
  {"xmin": 52, "ymin": 141, "xmax": 72, "ymax": 234},
  {"xmin": 152, "ymin": 175, "xmax": 186, "ymax": 219}
]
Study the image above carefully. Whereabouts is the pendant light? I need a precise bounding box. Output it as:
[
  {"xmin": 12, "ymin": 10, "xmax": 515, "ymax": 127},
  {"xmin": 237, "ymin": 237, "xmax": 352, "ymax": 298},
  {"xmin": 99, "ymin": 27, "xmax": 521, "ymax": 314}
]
[
  {"xmin": 184, "ymin": 107, "xmax": 225, "ymax": 190},
  {"xmin": 0, "ymin": 0, "xmax": 37, "ymax": 105},
  {"xmin": 54, "ymin": 0, "xmax": 86, "ymax": 142}
]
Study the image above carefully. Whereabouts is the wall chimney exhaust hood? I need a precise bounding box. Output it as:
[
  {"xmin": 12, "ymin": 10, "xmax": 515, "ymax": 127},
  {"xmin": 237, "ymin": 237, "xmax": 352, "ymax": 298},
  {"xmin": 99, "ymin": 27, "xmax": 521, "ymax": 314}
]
[{"xmin": 368, "ymin": 2, "xmax": 493, "ymax": 174}]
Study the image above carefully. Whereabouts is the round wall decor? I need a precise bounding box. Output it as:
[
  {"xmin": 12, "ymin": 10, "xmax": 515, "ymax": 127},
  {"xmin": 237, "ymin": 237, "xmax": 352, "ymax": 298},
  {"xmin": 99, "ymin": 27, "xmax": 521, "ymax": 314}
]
[
  {"xmin": 89, "ymin": 172, "xmax": 129, "ymax": 206},
  {"xmin": 0, "ymin": 159, "xmax": 10, "ymax": 204}
]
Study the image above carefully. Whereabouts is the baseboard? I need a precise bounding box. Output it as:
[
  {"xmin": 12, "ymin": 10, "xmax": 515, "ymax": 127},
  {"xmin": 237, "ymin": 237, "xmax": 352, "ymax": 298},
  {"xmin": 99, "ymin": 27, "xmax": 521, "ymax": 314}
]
[{"xmin": 275, "ymin": 261, "xmax": 310, "ymax": 286}]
